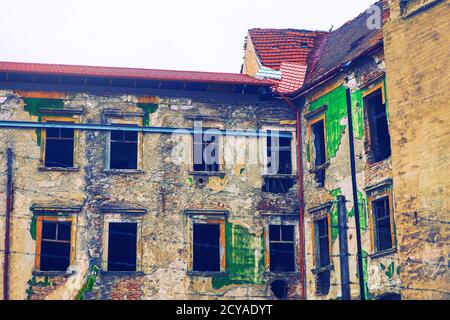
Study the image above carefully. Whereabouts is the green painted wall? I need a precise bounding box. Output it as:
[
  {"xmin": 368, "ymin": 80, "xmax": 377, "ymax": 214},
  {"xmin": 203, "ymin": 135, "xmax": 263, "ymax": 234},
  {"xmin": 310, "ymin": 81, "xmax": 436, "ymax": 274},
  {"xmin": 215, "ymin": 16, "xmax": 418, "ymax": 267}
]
[
  {"xmin": 136, "ymin": 103, "xmax": 158, "ymax": 126},
  {"xmin": 212, "ymin": 222, "xmax": 265, "ymax": 289},
  {"xmin": 23, "ymin": 98, "xmax": 65, "ymax": 146},
  {"xmin": 308, "ymin": 86, "xmax": 347, "ymax": 161}
]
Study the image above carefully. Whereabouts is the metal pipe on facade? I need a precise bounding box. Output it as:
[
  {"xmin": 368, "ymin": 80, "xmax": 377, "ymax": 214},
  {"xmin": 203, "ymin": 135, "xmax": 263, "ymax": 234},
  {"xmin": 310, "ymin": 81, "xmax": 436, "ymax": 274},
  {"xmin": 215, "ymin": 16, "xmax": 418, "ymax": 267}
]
[
  {"xmin": 345, "ymin": 87, "xmax": 366, "ymax": 300},
  {"xmin": 3, "ymin": 148, "xmax": 13, "ymax": 300},
  {"xmin": 337, "ymin": 195, "xmax": 351, "ymax": 300}
]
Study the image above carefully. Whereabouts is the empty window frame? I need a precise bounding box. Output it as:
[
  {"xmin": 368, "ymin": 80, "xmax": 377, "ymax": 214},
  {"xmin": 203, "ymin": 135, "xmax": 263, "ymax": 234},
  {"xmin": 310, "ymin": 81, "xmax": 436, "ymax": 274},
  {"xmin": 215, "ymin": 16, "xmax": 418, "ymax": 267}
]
[
  {"xmin": 109, "ymin": 127, "xmax": 138, "ymax": 170},
  {"xmin": 364, "ymin": 86, "xmax": 391, "ymax": 162},
  {"xmin": 192, "ymin": 223, "xmax": 221, "ymax": 272},
  {"xmin": 266, "ymin": 130, "xmax": 292, "ymax": 175},
  {"xmin": 370, "ymin": 195, "xmax": 394, "ymax": 253},
  {"xmin": 308, "ymin": 116, "xmax": 327, "ymax": 168},
  {"xmin": 107, "ymin": 222, "xmax": 137, "ymax": 271},
  {"xmin": 36, "ymin": 217, "xmax": 73, "ymax": 272},
  {"xmin": 268, "ymin": 224, "xmax": 296, "ymax": 272},
  {"xmin": 43, "ymin": 119, "xmax": 75, "ymax": 168},
  {"xmin": 193, "ymin": 131, "xmax": 220, "ymax": 172},
  {"xmin": 313, "ymin": 217, "xmax": 331, "ymax": 268}
]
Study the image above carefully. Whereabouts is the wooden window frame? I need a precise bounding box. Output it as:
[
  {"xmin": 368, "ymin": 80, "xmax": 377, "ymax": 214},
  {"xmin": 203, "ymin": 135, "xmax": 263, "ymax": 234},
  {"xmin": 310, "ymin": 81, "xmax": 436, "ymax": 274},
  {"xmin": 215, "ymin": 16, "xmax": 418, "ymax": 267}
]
[
  {"xmin": 264, "ymin": 222, "xmax": 298, "ymax": 273},
  {"xmin": 41, "ymin": 116, "xmax": 78, "ymax": 169},
  {"xmin": 105, "ymin": 118, "xmax": 144, "ymax": 171},
  {"xmin": 261, "ymin": 126, "xmax": 297, "ymax": 176},
  {"xmin": 187, "ymin": 215, "xmax": 226, "ymax": 274},
  {"xmin": 307, "ymin": 114, "xmax": 328, "ymax": 169},
  {"xmin": 311, "ymin": 213, "xmax": 332, "ymax": 269},
  {"xmin": 368, "ymin": 189, "xmax": 395, "ymax": 254},
  {"xmin": 35, "ymin": 215, "xmax": 76, "ymax": 272}
]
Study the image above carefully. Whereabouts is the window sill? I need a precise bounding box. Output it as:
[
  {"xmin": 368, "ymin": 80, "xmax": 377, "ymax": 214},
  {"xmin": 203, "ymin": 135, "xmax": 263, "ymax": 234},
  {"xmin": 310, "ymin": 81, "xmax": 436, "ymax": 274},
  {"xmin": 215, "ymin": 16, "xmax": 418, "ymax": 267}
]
[
  {"xmin": 104, "ymin": 169, "xmax": 144, "ymax": 175},
  {"xmin": 32, "ymin": 270, "xmax": 75, "ymax": 277},
  {"xmin": 38, "ymin": 166, "xmax": 80, "ymax": 172},
  {"xmin": 264, "ymin": 271, "xmax": 301, "ymax": 278},
  {"xmin": 262, "ymin": 174, "xmax": 298, "ymax": 179},
  {"xmin": 370, "ymin": 247, "xmax": 397, "ymax": 259},
  {"xmin": 311, "ymin": 264, "xmax": 334, "ymax": 275},
  {"xmin": 189, "ymin": 170, "xmax": 226, "ymax": 178},
  {"xmin": 308, "ymin": 161, "xmax": 330, "ymax": 174},
  {"xmin": 187, "ymin": 271, "xmax": 228, "ymax": 277},
  {"xmin": 100, "ymin": 271, "xmax": 144, "ymax": 277}
]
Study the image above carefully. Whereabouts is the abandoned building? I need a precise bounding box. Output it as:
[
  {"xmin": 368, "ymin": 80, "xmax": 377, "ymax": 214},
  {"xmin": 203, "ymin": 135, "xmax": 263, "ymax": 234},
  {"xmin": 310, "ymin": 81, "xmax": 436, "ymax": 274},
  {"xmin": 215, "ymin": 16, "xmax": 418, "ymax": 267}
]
[
  {"xmin": 0, "ymin": 0, "xmax": 448, "ymax": 301},
  {"xmin": 384, "ymin": 0, "xmax": 449, "ymax": 299}
]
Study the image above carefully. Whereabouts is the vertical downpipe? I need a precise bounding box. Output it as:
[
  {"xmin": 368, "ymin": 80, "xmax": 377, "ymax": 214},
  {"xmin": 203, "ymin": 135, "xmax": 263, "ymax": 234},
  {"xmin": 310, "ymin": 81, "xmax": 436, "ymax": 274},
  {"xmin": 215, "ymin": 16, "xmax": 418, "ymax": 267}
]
[
  {"xmin": 337, "ymin": 195, "xmax": 351, "ymax": 300},
  {"xmin": 345, "ymin": 88, "xmax": 366, "ymax": 300},
  {"xmin": 3, "ymin": 148, "xmax": 13, "ymax": 300}
]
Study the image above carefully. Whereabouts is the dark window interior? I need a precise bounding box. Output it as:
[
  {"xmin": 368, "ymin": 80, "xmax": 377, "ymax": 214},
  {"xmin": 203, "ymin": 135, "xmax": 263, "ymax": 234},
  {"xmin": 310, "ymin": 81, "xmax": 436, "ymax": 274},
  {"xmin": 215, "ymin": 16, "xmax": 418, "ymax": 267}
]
[
  {"xmin": 193, "ymin": 132, "xmax": 220, "ymax": 172},
  {"xmin": 365, "ymin": 89, "xmax": 391, "ymax": 162},
  {"xmin": 314, "ymin": 218, "xmax": 330, "ymax": 268},
  {"xmin": 193, "ymin": 223, "xmax": 221, "ymax": 272},
  {"xmin": 373, "ymin": 196, "xmax": 393, "ymax": 252},
  {"xmin": 270, "ymin": 280, "xmax": 288, "ymax": 300},
  {"xmin": 315, "ymin": 270, "xmax": 331, "ymax": 296},
  {"xmin": 44, "ymin": 122, "xmax": 74, "ymax": 168},
  {"xmin": 266, "ymin": 130, "xmax": 292, "ymax": 175},
  {"xmin": 40, "ymin": 221, "xmax": 71, "ymax": 271},
  {"xmin": 311, "ymin": 120, "xmax": 326, "ymax": 167},
  {"xmin": 262, "ymin": 177, "xmax": 294, "ymax": 193},
  {"xmin": 269, "ymin": 224, "xmax": 295, "ymax": 272},
  {"xmin": 108, "ymin": 222, "xmax": 137, "ymax": 271},
  {"xmin": 378, "ymin": 293, "xmax": 401, "ymax": 300},
  {"xmin": 109, "ymin": 129, "xmax": 138, "ymax": 169}
]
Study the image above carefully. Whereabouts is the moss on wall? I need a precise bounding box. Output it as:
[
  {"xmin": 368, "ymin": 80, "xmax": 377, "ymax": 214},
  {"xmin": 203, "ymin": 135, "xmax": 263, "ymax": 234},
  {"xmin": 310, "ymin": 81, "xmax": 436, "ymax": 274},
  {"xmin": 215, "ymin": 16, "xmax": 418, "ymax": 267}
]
[
  {"xmin": 23, "ymin": 98, "xmax": 65, "ymax": 146},
  {"xmin": 75, "ymin": 265, "xmax": 99, "ymax": 300},
  {"xmin": 136, "ymin": 103, "xmax": 158, "ymax": 126},
  {"xmin": 212, "ymin": 222, "xmax": 265, "ymax": 289}
]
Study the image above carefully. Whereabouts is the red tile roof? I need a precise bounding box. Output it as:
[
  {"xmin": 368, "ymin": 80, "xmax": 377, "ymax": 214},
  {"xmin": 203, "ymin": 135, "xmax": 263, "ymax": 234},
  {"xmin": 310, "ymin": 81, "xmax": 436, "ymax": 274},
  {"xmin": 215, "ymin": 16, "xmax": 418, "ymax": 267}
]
[
  {"xmin": 0, "ymin": 61, "xmax": 272, "ymax": 86},
  {"xmin": 276, "ymin": 62, "xmax": 308, "ymax": 94},
  {"xmin": 248, "ymin": 28, "xmax": 329, "ymax": 71}
]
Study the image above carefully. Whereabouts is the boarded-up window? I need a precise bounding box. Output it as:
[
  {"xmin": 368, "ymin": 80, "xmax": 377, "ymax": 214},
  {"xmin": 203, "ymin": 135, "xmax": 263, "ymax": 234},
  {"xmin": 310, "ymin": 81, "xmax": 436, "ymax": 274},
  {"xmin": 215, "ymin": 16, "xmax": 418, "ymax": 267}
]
[
  {"xmin": 372, "ymin": 196, "xmax": 393, "ymax": 252},
  {"xmin": 44, "ymin": 122, "xmax": 74, "ymax": 168},
  {"xmin": 365, "ymin": 89, "xmax": 391, "ymax": 162},
  {"xmin": 109, "ymin": 129, "xmax": 138, "ymax": 169},
  {"xmin": 269, "ymin": 225, "xmax": 295, "ymax": 272},
  {"xmin": 192, "ymin": 223, "xmax": 221, "ymax": 272},
  {"xmin": 39, "ymin": 221, "xmax": 72, "ymax": 271},
  {"xmin": 314, "ymin": 218, "xmax": 330, "ymax": 268},
  {"xmin": 107, "ymin": 222, "xmax": 137, "ymax": 271}
]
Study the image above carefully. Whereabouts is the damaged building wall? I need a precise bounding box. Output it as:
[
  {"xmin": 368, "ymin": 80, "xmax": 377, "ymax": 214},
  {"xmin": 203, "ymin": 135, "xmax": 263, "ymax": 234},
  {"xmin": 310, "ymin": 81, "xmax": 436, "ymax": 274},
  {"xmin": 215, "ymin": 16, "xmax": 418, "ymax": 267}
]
[
  {"xmin": 300, "ymin": 47, "xmax": 401, "ymax": 300},
  {"xmin": 0, "ymin": 85, "xmax": 302, "ymax": 300},
  {"xmin": 384, "ymin": 0, "xmax": 450, "ymax": 299}
]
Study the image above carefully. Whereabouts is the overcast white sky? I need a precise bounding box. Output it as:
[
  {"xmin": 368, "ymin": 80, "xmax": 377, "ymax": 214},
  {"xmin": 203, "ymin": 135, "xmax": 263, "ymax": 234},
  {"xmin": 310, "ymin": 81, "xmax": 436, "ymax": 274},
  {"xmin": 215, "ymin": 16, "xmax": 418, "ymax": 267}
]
[{"xmin": 0, "ymin": 0, "xmax": 377, "ymax": 73}]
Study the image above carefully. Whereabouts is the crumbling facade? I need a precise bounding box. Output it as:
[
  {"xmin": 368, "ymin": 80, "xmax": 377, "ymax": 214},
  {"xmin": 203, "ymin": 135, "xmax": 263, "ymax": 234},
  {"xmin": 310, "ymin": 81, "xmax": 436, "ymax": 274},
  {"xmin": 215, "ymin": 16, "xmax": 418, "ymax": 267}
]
[
  {"xmin": 0, "ymin": 64, "xmax": 304, "ymax": 300},
  {"xmin": 384, "ymin": 0, "xmax": 450, "ymax": 299}
]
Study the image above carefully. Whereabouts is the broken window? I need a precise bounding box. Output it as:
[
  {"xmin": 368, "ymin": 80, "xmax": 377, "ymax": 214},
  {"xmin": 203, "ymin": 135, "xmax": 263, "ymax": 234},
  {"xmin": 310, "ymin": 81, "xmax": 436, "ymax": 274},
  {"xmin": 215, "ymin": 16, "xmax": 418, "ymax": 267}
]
[
  {"xmin": 193, "ymin": 131, "xmax": 220, "ymax": 172},
  {"xmin": 109, "ymin": 128, "xmax": 138, "ymax": 169},
  {"xmin": 192, "ymin": 223, "xmax": 221, "ymax": 272},
  {"xmin": 107, "ymin": 222, "xmax": 137, "ymax": 271},
  {"xmin": 38, "ymin": 220, "xmax": 72, "ymax": 271},
  {"xmin": 44, "ymin": 122, "xmax": 74, "ymax": 168},
  {"xmin": 266, "ymin": 130, "xmax": 292, "ymax": 175},
  {"xmin": 365, "ymin": 89, "xmax": 391, "ymax": 162},
  {"xmin": 311, "ymin": 120, "xmax": 326, "ymax": 168},
  {"xmin": 314, "ymin": 218, "xmax": 330, "ymax": 268},
  {"xmin": 269, "ymin": 224, "xmax": 295, "ymax": 272},
  {"xmin": 372, "ymin": 196, "xmax": 393, "ymax": 252},
  {"xmin": 262, "ymin": 177, "xmax": 294, "ymax": 193}
]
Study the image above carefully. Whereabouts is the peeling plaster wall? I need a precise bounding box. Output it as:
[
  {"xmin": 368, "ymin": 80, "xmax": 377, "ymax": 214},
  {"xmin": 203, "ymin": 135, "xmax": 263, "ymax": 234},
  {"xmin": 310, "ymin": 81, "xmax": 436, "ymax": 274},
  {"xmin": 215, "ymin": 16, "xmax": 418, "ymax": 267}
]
[
  {"xmin": 0, "ymin": 87, "xmax": 300, "ymax": 300},
  {"xmin": 384, "ymin": 0, "xmax": 450, "ymax": 299},
  {"xmin": 301, "ymin": 48, "xmax": 401, "ymax": 300}
]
